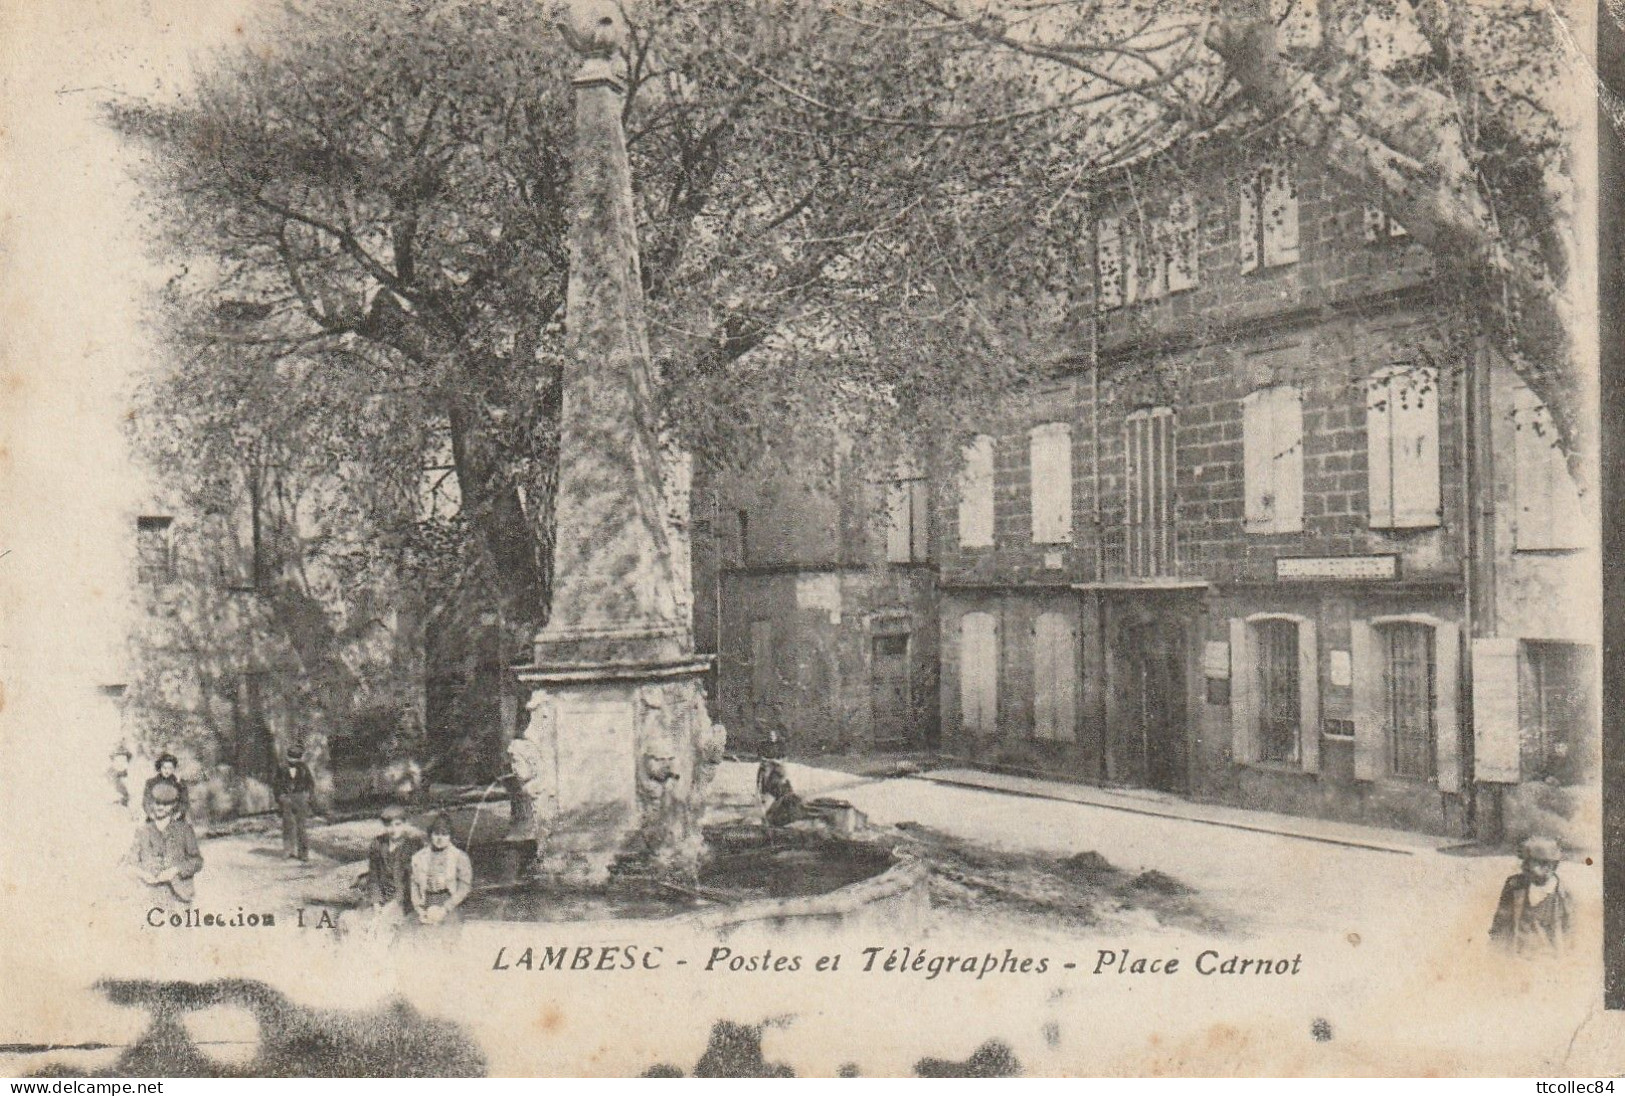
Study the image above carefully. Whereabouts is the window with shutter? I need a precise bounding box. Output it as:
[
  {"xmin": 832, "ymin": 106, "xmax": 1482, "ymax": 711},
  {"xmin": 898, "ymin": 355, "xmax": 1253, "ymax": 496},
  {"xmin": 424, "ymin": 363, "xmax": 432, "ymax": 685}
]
[
  {"xmin": 1124, "ymin": 407, "xmax": 1177, "ymax": 576},
  {"xmin": 1030, "ymin": 422, "xmax": 1073, "ymax": 544},
  {"xmin": 886, "ymin": 478, "xmax": 928, "ymax": 563},
  {"xmin": 1367, "ymin": 366, "xmax": 1441, "ymax": 529},
  {"xmin": 958, "ymin": 435, "xmax": 995, "ymax": 549},
  {"xmin": 1166, "ymin": 193, "xmax": 1200, "ymax": 292},
  {"xmin": 1512, "ymin": 387, "xmax": 1586, "ymax": 550},
  {"xmin": 1124, "ymin": 216, "xmax": 1164, "ymax": 303},
  {"xmin": 1240, "ymin": 158, "xmax": 1299, "ymax": 271},
  {"xmin": 1353, "ymin": 616, "xmax": 1461, "ymax": 790},
  {"xmin": 1231, "ymin": 614, "xmax": 1320, "ymax": 770},
  {"xmin": 1243, "ymin": 386, "xmax": 1304, "ymax": 534},
  {"xmin": 1033, "ymin": 612, "xmax": 1078, "ymax": 743},
  {"xmin": 960, "ymin": 612, "xmax": 999, "ymax": 737}
]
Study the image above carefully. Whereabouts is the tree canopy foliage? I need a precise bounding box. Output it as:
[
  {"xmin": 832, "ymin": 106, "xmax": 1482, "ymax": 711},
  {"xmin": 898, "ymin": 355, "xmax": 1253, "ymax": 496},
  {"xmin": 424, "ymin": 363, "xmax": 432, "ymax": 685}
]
[{"xmin": 115, "ymin": 0, "xmax": 1590, "ymax": 645}]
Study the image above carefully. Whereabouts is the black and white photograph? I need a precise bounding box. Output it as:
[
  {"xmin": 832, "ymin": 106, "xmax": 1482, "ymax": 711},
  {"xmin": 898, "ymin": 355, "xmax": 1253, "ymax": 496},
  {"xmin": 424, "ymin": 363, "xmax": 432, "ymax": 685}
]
[{"xmin": 0, "ymin": 0, "xmax": 1616, "ymax": 1078}]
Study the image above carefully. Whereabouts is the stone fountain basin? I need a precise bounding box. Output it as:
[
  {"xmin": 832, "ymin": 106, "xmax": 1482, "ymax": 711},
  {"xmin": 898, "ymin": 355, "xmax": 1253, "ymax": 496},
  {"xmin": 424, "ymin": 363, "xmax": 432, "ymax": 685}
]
[{"xmin": 456, "ymin": 824, "xmax": 930, "ymax": 932}]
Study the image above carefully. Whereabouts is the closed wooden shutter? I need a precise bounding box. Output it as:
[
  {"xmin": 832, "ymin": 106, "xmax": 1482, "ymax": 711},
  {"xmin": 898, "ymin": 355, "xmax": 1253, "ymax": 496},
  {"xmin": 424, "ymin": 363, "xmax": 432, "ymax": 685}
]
[
  {"xmin": 960, "ymin": 612, "xmax": 999, "ymax": 738},
  {"xmin": 1242, "ymin": 391, "xmax": 1274, "ymax": 531},
  {"xmin": 1274, "ymin": 388, "xmax": 1304, "ymax": 532},
  {"xmin": 1351, "ymin": 620, "xmax": 1385, "ymax": 780},
  {"xmin": 1297, "ymin": 617, "xmax": 1320, "ymax": 774},
  {"xmin": 1229, "ymin": 618, "xmax": 1255, "ymax": 764},
  {"xmin": 1097, "ymin": 216, "xmax": 1124, "ymax": 310},
  {"xmin": 958, "ymin": 435, "xmax": 994, "ymax": 549},
  {"xmin": 1030, "ymin": 422, "xmax": 1072, "ymax": 544},
  {"xmin": 1166, "ymin": 193, "xmax": 1200, "ymax": 292},
  {"xmin": 1391, "ymin": 368, "xmax": 1441, "ymax": 528},
  {"xmin": 1244, "ymin": 387, "xmax": 1302, "ymax": 533},
  {"xmin": 1472, "ymin": 637, "xmax": 1522, "ymax": 783},
  {"xmin": 1239, "ymin": 173, "xmax": 1260, "ymax": 274},
  {"xmin": 1261, "ymin": 159, "xmax": 1300, "ymax": 266},
  {"xmin": 886, "ymin": 481, "xmax": 912, "ymax": 563},
  {"xmin": 1034, "ymin": 613, "xmax": 1077, "ymax": 743},
  {"xmin": 1366, "ymin": 374, "xmax": 1395, "ymax": 528},
  {"xmin": 1434, "ymin": 621, "xmax": 1462, "ymax": 794}
]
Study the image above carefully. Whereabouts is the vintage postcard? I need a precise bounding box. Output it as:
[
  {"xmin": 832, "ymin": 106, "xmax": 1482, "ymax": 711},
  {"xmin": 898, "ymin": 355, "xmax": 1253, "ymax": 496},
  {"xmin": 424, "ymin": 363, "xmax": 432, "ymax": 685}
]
[{"xmin": 0, "ymin": 0, "xmax": 1618, "ymax": 1079}]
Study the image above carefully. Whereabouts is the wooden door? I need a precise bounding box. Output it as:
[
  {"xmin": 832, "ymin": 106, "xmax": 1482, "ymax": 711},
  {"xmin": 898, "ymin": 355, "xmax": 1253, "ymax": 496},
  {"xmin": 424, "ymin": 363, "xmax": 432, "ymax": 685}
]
[{"xmin": 871, "ymin": 634, "xmax": 911, "ymax": 748}]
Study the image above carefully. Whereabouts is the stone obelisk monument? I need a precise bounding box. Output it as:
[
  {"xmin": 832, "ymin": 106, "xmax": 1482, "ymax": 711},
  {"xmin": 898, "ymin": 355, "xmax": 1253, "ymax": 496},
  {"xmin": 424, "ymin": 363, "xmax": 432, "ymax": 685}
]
[{"xmin": 511, "ymin": 0, "xmax": 718, "ymax": 885}]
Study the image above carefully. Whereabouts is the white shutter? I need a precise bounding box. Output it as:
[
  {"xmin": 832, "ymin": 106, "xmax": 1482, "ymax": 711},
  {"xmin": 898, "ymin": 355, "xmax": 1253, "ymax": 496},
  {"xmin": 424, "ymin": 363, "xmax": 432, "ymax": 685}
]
[
  {"xmin": 1391, "ymin": 368, "xmax": 1441, "ymax": 527},
  {"xmin": 1351, "ymin": 620, "xmax": 1385, "ymax": 780},
  {"xmin": 1273, "ymin": 387, "xmax": 1304, "ymax": 532},
  {"xmin": 1126, "ymin": 216, "xmax": 1163, "ymax": 302},
  {"xmin": 1262, "ymin": 159, "xmax": 1300, "ymax": 266},
  {"xmin": 1297, "ymin": 618, "xmax": 1320, "ymax": 773},
  {"xmin": 1096, "ymin": 216, "xmax": 1124, "ymax": 310},
  {"xmin": 1166, "ymin": 193, "xmax": 1199, "ymax": 292},
  {"xmin": 1242, "ymin": 390, "xmax": 1273, "ymax": 531},
  {"xmin": 1239, "ymin": 172, "xmax": 1260, "ymax": 274},
  {"xmin": 1034, "ymin": 613, "xmax": 1077, "ymax": 743},
  {"xmin": 1433, "ymin": 620, "xmax": 1462, "ymax": 794},
  {"xmin": 1229, "ymin": 618, "xmax": 1255, "ymax": 764},
  {"xmin": 1471, "ymin": 637, "xmax": 1522, "ymax": 783},
  {"xmin": 910, "ymin": 479, "xmax": 930, "ymax": 560},
  {"xmin": 886, "ymin": 481, "xmax": 911, "ymax": 563},
  {"xmin": 958, "ymin": 435, "xmax": 994, "ymax": 549},
  {"xmin": 1030, "ymin": 422, "xmax": 1072, "ymax": 544},
  {"xmin": 960, "ymin": 613, "xmax": 999, "ymax": 738},
  {"xmin": 1366, "ymin": 373, "xmax": 1395, "ymax": 528}
]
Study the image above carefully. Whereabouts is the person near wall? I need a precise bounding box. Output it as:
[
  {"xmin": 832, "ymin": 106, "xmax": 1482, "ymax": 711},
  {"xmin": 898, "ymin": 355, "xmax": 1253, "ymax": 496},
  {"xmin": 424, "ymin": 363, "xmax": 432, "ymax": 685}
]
[
  {"xmin": 365, "ymin": 805, "xmax": 422, "ymax": 925},
  {"xmin": 273, "ymin": 745, "xmax": 316, "ymax": 862},
  {"xmin": 410, "ymin": 813, "xmax": 473, "ymax": 926},
  {"xmin": 130, "ymin": 781, "xmax": 203, "ymax": 912},
  {"xmin": 142, "ymin": 752, "xmax": 190, "ymax": 822},
  {"xmin": 1490, "ymin": 836, "xmax": 1573, "ymax": 954}
]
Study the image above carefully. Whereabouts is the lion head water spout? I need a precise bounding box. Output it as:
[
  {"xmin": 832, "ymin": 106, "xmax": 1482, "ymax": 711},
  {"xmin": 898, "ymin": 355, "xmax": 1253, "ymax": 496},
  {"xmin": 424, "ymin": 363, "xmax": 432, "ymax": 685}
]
[{"xmin": 509, "ymin": 0, "xmax": 718, "ymax": 888}]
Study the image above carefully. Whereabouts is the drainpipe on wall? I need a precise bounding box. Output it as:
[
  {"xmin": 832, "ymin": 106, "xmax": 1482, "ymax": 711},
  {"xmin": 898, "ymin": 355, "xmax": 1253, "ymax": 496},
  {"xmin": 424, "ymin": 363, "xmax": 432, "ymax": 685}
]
[
  {"xmin": 1090, "ymin": 308, "xmax": 1110, "ymax": 784},
  {"xmin": 1464, "ymin": 331, "xmax": 1501, "ymax": 840}
]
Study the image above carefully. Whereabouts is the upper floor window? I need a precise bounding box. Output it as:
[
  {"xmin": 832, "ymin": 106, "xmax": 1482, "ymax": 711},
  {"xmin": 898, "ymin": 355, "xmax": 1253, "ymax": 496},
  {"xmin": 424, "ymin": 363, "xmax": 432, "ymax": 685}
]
[
  {"xmin": 1240, "ymin": 157, "xmax": 1299, "ymax": 272},
  {"xmin": 886, "ymin": 475, "xmax": 930, "ymax": 564},
  {"xmin": 1512, "ymin": 386, "xmax": 1585, "ymax": 550},
  {"xmin": 1242, "ymin": 385, "xmax": 1304, "ymax": 534},
  {"xmin": 1029, "ymin": 422, "xmax": 1072, "ymax": 544},
  {"xmin": 1124, "ymin": 407, "xmax": 1177, "ymax": 576},
  {"xmin": 1096, "ymin": 193, "xmax": 1200, "ymax": 310},
  {"xmin": 957, "ymin": 434, "xmax": 995, "ymax": 549},
  {"xmin": 1367, "ymin": 365, "xmax": 1441, "ymax": 529},
  {"xmin": 1363, "ymin": 204, "xmax": 1409, "ymax": 243},
  {"xmin": 137, "ymin": 516, "xmax": 176, "ymax": 585}
]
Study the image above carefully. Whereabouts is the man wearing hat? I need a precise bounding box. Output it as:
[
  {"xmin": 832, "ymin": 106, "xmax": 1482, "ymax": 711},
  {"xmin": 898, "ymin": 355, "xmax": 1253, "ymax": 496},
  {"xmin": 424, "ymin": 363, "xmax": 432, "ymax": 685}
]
[
  {"xmin": 130, "ymin": 780, "xmax": 203, "ymax": 911},
  {"xmin": 142, "ymin": 752, "xmax": 190, "ymax": 822},
  {"xmin": 272, "ymin": 745, "xmax": 316, "ymax": 861},
  {"xmin": 410, "ymin": 813, "xmax": 473, "ymax": 926},
  {"xmin": 365, "ymin": 805, "xmax": 422, "ymax": 923},
  {"xmin": 1490, "ymin": 836, "xmax": 1573, "ymax": 953}
]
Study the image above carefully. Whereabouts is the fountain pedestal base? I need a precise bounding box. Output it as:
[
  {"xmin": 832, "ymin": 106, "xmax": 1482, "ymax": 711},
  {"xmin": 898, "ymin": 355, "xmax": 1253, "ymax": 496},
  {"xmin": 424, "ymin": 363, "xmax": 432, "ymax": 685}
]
[{"xmin": 510, "ymin": 658, "xmax": 718, "ymax": 887}]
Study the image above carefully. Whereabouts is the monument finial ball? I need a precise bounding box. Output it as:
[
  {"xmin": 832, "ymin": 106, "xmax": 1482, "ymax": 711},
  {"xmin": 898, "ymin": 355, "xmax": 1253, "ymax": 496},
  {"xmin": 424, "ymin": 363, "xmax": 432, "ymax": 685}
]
[{"xmin": 555, "ymin": 0, "xmax": 624, "ymax": 59}]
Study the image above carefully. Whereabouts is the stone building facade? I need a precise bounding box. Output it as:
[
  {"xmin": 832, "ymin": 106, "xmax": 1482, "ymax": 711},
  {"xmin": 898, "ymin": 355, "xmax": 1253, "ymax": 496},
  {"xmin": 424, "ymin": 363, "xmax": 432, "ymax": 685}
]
[
  {"xmin": 698, "ymin": 447, "xmax": 941, "ymax": 755},
  {"xmin": 934, "ymin": 139, "xmax": 1597, "ymax": 840}
]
